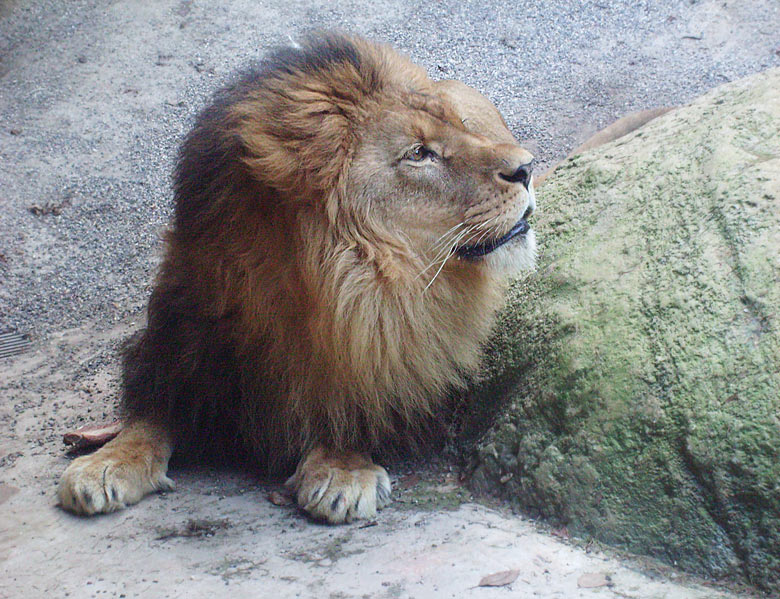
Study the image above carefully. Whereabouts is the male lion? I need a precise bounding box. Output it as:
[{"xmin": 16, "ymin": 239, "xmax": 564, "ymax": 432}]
[{"xmin": 58, "ymin": 33, "xmax": 539, "ymax": 523}]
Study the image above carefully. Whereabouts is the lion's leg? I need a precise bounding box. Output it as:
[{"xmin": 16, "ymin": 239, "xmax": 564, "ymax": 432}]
[
  {"xmin": 58, "ymin": 420, "xmax": 174, "ymax": 515},
  {"xmin": 285, "ymin": 445, "xmax": 391, "ymax": 524}
]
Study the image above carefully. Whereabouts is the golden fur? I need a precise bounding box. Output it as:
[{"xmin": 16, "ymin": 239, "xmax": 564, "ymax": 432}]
[{"xmin": 58, "ymin": 33, "xmax": 537, "ymax": 522}]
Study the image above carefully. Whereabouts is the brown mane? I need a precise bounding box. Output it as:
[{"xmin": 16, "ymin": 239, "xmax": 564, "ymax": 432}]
[{"xmin": 120, "ymin": 34, "xmax": 505, "ymax": 472}]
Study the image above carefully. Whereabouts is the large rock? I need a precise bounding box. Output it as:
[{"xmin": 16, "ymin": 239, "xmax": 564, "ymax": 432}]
[{"xmin": 464, "ymin": 68, "xmax": 780, "ymax": 591}]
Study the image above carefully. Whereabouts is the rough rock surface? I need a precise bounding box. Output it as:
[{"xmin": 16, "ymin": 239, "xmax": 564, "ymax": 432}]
[{"xmin": 465, "ymin": 68, "xmax": 780, "ymax": 592}]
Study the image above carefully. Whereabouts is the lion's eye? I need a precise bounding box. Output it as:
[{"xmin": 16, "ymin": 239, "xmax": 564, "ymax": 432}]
[{"xmin": 404, "ymin": 145, "xmax": 434, "ymax": 162}]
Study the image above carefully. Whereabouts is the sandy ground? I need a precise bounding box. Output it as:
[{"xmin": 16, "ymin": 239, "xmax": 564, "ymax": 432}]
[{"xmin": 1, "ymin": 1, "xmax": 778, "ymax": 597}]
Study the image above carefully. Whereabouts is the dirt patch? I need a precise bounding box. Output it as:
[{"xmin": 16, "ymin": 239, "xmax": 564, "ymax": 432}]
[{"xmin": 155, "ymin": 518, "xmax": 232, "ymax": 541}]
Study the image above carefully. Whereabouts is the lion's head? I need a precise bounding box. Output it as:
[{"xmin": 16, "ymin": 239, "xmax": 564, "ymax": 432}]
[
  {"xmin": 165, "ymin": 34, "xmax": 538, "ymax": 455},
  {"xmin": 231, "ymin": 35, "xmax": 536, "ymax": 289}
]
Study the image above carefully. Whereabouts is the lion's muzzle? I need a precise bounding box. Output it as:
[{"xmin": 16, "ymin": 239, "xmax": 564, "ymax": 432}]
[{"xmin": 498, "ymin": 160, "xmax": 534, "ymax": 190}]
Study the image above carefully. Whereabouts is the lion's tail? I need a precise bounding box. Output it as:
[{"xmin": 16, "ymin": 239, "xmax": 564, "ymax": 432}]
[{"xmin": 535, "ymin": 106, "xmax": 674, "ymax": 187}]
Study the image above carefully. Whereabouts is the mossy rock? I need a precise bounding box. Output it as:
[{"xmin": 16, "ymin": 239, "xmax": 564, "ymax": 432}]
[{"xmin": 463, "ymin": 68, "xmax": 780, "ymax": 591}]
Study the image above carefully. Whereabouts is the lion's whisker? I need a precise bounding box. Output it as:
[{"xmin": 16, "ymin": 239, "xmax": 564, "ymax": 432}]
[
  {"xmin": 421, "ymin": 223, "xmax": 483, "ymax": 290},
  {"xmin": 458, "ymin": 215, "xmax": 500, "ymax": 248},
  {"xmin": 418, "ymin": 237, "xmax": 466, "ymax": 282},
  {"xmin": 419, "ymin": 213, "xmax": 510, "ymax": 290},
  {"xmin": 468, "ymin": 216, "xmax": 501, "ymax": 247},
  {"xmin": 422, "ymin": 216, "xmax": 505, "ymax": 289},
  {"xmin": 416, "ymin": 223, "xmax": 477, "ymax": 280},
  {"xmin": 428, "ymin": 222, "xmax": 467, "ymax": 253}
]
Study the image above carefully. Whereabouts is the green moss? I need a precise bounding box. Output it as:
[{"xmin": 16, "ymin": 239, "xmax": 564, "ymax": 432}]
[{"xmin": 463, "ymin": 68, "xmax": 780, "ymax": 592}]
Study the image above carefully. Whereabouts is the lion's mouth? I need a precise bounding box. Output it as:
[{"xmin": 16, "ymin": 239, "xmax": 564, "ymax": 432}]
[{"xmin": 456, "ymin": 209, "xmax": 533, "ymax": 259}]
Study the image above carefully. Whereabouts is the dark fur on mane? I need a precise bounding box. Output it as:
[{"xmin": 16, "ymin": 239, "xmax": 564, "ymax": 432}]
[{"xmin": 171, "ymin": 34, "xmax": 382, "ymax": 238}]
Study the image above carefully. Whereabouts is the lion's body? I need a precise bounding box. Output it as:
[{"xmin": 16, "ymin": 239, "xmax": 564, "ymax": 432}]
[
  {"xmin": 65, "ymin": 33, "xmax": 675, "ymax": 522},
  {"xmin": 119, "ymin": 37, "xmax": 519, "ymax": 472},
  {"xmin": 58, "ymin": 33, "xmax": 669, "ymax": 521}
]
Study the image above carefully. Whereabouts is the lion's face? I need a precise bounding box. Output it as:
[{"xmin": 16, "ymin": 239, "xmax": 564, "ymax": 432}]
[
  {"xmin": 344, "ymin": 80, "xmax": 536, "ymax": 283},
  {"xmin": 232, "ymin": 36, "xmax": 536, "ymax": 287}
]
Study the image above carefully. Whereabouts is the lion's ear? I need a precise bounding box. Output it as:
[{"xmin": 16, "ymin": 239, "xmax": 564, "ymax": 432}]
[
  {"xmin": 227, "ymin": 34, "xmax": 432, "ymax": 203},
  {"xmin": 229, "ymin": 34, "xmax": 387, "ymax": 199},
  {"xmin": 231, "ymin": 84, "xmax": 356, "ymax": 198}
]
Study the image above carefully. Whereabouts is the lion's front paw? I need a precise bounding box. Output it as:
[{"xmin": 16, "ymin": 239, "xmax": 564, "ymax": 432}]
[
  {"xmin": 58, "ymin": 424, "xmax": 174, "ymax": 516},
  {"xmin": 286, "ymin": 446, "xmax": 391, "ymax": 524},
  {"xmin": 59, "ymin": 451, "xmax": 174, "ymax": 515}
]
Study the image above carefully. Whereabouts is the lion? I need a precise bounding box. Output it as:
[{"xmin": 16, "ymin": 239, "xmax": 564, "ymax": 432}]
[{"xmin": 57, "ymin": 33, "xmax": 661, "ymax": 523}]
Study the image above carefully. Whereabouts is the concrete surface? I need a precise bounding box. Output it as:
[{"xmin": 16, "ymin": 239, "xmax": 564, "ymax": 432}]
[{"xmin": 1, "ymin": 1, "xmax": 778, "ymax": 598}]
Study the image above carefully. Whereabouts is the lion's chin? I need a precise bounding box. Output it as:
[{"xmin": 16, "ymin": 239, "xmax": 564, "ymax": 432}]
[{"xmin": 480, "ymin": 228, "xmax": 537, "ymax": 277}]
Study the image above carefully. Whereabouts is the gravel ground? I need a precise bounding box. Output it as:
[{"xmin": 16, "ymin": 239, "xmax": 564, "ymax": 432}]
[{"xmin": 0, "ymin": 1, "xmax": 778, "ymax": 598}]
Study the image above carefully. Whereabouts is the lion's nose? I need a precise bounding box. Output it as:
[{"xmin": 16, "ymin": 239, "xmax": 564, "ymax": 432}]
[{"xmin": 498, "ymin": 160, "xmax": 534, "ymax": 189}]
